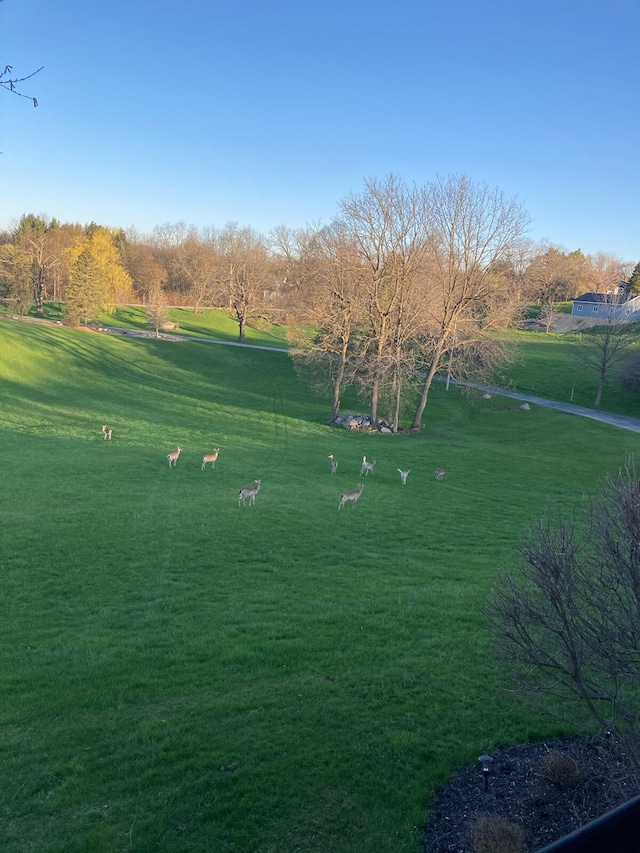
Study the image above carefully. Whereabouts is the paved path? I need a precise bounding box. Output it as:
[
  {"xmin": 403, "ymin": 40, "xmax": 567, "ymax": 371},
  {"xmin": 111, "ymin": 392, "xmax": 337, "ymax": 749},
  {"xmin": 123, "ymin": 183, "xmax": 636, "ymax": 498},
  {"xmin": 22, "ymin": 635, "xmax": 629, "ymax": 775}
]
[
  {"xmin": 96, "ymin": 324, "xmax": 640, "ymax": 436},
  {"xmin": 455, "ymin": 381, "xmax": 640, "ymax": 434}
]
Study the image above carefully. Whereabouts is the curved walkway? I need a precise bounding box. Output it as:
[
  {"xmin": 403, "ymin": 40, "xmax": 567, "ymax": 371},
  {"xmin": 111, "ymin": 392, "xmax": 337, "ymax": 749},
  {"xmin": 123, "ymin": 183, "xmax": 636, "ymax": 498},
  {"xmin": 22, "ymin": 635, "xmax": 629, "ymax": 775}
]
[
  {"xmin": 457, "ymin": 381, "xmax": 640, "ymax": 435},
  {"xmin": 78, "ymin": 323, "xmax": 640, "ymax": 436}
]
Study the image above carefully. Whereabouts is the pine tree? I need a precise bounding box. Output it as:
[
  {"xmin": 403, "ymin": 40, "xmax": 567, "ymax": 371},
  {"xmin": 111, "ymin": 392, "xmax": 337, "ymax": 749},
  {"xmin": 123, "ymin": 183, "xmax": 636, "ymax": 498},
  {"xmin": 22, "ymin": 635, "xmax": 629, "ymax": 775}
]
[{"xmin": 65, "ymin": 249, "xmax": 102, "ymax": 326}]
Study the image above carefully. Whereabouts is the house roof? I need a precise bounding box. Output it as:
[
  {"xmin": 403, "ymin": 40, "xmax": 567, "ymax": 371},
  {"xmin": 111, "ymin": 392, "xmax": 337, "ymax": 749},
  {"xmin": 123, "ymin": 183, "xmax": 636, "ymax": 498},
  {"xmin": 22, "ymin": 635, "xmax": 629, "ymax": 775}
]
[{"xmin": 572, "ymin": 292, "xmax": 637, "ymax": 304}]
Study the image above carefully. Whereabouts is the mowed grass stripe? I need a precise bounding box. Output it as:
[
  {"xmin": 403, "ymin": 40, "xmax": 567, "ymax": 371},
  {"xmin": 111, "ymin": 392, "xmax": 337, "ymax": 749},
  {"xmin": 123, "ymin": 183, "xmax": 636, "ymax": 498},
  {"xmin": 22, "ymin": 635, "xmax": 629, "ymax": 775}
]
[{"xmin": 1, "ymin": 317, "xmax": 640, "ymax": 852}]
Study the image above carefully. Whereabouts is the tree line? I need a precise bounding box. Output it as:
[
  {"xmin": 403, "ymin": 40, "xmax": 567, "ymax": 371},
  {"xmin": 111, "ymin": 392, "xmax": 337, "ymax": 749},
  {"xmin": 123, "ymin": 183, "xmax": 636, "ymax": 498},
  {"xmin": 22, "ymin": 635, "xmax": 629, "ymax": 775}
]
[{"xmin": 1, "ymin": 174, "xmax": 636, "ymax": 429}]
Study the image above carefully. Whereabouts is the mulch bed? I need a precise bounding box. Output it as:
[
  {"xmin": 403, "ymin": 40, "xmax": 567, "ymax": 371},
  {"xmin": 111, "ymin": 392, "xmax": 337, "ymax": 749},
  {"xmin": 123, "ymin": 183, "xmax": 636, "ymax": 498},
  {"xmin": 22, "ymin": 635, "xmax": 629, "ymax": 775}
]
[{"xmin": 422, "ymin": 735, "xmax": 640, "ymax": 852}]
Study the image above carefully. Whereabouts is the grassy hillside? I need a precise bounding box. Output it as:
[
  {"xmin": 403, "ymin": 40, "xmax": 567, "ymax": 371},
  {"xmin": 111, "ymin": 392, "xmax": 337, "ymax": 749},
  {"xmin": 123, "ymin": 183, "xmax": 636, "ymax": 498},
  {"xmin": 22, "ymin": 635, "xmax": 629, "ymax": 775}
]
[
  {"xmin": 1, "ymin": 318, "xmax": 640, "ymax": 852},
  {"xmin": 500, "ymin": 329, "xmax": 640, "ymax": 417}
]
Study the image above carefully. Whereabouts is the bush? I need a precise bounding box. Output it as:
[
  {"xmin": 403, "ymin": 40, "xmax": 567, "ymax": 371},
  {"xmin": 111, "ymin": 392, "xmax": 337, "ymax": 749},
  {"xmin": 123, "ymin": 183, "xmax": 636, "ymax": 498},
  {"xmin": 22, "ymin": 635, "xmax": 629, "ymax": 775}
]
[
  {"xmin": 487, "ymin": 461, "xmax": 640, "ymax": 776},
  {"xmin": 469, "ymin": 814, "xmax": 525, "ymax": 853},
  {"xmin": 540, "ymin": 750, "xmax": 582, "ymax": 787}
]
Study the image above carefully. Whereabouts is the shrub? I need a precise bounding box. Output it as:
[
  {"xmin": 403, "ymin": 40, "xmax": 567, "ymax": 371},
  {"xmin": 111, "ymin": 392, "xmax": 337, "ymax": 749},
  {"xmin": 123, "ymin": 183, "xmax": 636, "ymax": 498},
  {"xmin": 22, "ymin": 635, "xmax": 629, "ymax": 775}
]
[
  {"xmin": 540, "ymin": 750, "xmax": 582, "ymax": 787},
  {"xmin": 469, "ymin": 814, "xmax": 525, "ymax": 853}
]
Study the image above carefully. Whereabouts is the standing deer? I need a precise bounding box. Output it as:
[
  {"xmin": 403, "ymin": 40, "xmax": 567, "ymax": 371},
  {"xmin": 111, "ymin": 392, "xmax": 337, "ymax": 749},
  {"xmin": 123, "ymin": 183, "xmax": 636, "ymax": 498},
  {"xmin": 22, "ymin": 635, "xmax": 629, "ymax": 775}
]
[
  {"xmin": 167, "ymin": 446, "xmax": 182, "ymax": 467},
  {"xmin": 360, "ymin": 456, "xmax": 376, "ymax": 477},
  {"xmin": 202, "ymin": 449, "xmax": 220, "ymax": 470},
  {"xmin": 435, "ymin": 468, "xmax": 447, "ymax": 480},
  {"xmin": 102, "ymin": 425, "xmax": 112, "ymax": 440},
  {"xmin": 397, "ymin": 468, "xmax": 410, "ymax": 485},
  {"xmin": 339, "ymin": 484, "xmax": 364, "ymax": 510},
  {"xmin": 328, "ymin": 454, "xmax": 338, "ymax": 474},
  {"xmin": 239, "ymin": 479, "xmax": 262, "ymax": 506}
]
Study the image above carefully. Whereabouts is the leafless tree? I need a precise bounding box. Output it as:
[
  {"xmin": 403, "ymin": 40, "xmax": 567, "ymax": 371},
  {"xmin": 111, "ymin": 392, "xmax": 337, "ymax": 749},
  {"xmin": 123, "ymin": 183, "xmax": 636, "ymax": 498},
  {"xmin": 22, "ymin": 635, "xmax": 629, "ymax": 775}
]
[
  {"xmin": 146, "ymin": 283, "xmax": 168, "ymax": 338},
  {"xmin": 338, "ymin": 175, "xmax": 429, "ymax": 427},
  {"xmin": 215, "ymin": 223, "xmax": 272, "ymax": 342},
  {"xmin": 124, "ymin": 234, "xmax": 167, "ymax": 304},
  {"xmin": 586, "ymin": 251, "xmax": 632, "ymax": 294},
  {"xmin": 286, "ymin": 223, "xmax": 366, "ymax": 421},
  {"xmin": 152, "ymin": 223, "xmax": 217, "ymax": 313},
  {"xmin": 487, "ymin": 462, "xmax": 640, "ymax": 774},
  {"xmin": 523, "ymin": 246, "xmax": 589, "ymax": 332},
  {"xmin": 571, "ymin": 290, "xmax": 639, "ymax": 409},
  {"xmin": 411, "ymin": 175, "xmax": 530, "ymax": 430}
]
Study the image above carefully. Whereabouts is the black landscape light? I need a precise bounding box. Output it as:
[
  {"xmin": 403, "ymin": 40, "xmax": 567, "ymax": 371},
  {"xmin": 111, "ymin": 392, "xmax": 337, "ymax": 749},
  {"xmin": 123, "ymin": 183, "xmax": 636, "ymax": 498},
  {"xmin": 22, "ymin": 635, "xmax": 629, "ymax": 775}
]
[{"xmin": 478, "ymin": 754, "xmax": 494, "ymax": 792}]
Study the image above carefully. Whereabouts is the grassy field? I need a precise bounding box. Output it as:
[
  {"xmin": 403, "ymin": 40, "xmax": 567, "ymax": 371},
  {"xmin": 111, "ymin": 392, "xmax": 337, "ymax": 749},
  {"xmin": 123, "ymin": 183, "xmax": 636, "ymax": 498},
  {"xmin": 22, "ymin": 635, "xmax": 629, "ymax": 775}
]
[
  {"xmin": 2, "ymin": 316, "xmax": 640, "ymax": 852},
  {"xmin": 502, "ymin": 329, "xmax": 640, "ymax": 417}
]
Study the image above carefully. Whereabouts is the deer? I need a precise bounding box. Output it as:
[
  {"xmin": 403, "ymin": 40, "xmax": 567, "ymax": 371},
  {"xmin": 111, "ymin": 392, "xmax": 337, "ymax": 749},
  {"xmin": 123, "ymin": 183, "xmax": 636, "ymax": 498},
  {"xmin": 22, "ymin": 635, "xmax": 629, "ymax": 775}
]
[
  {"xmin": 239, "ymin": 479, "xmax": 262, "ymax": 506},
  {"xmin": 360, "ymin": 455, "xmax": 376, "ymax": 477},
  {"xmin": 102, "ymin": 425, "xmax": 112, "ymax": 440},
  {"xmin": 435, "ymin": 468, "xmax": 447, "ymax": 480},
  {"xmin": 328, "ymin": 454, "xmax": 338, "ymax": 474},
  {"xmin": 202, "ymin": 449, "xmax": 220, "ymax": 470},
  {"xmin": 339, "ymin": 484, "xmax": 364, "ymax": 510},
  {"xmin": 397, "ymin": 468, "xmax": 410, "ymax": 485},
  {"xmin": 167, "ymin": 446, "xmax": 182, "ymax": 468}
]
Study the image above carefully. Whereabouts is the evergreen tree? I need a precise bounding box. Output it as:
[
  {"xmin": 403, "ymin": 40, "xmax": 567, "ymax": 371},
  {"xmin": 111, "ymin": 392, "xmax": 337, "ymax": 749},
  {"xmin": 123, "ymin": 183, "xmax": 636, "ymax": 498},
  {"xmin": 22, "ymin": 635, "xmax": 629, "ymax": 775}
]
[
  {"xmin": 628, "ymin": 261, "xmax": 640, "ymax": 296},
  {"xmin": 65, "ymin": 249, "xmax": 102, "ymax": 325}
]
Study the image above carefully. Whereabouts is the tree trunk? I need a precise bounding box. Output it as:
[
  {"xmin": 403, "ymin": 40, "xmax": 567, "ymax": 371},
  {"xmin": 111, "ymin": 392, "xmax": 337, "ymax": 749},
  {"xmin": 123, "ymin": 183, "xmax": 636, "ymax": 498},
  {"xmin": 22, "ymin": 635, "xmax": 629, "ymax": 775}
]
[
  {"xmin": 411, "ymin": 340, "xmax": 447, "ymax": 429},
  {"xmin": 370, "ymin": 373, "xmax": 380, "ymax": 426},
  {"xmin": 594, "ymin": 374, "xmax": 605, "ymax": 409},
  {"xmin": 331, "ymin": 348, "xmax": 347, "ymax": 421},
  {"xmin": 35, "ymin": 266, "xmax": 45, "ymax": 314},
  {"xmin": 238, "ymin": 314, "xmax": 246, "ymax": 342}
]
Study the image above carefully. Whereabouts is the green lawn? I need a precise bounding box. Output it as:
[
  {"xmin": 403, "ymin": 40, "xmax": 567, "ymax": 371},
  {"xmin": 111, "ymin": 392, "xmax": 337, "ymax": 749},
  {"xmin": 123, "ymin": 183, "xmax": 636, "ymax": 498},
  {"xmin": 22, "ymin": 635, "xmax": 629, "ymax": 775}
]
[
  {"xmin": 2, "ymin": 318, "xmax": 640, "ymax": 852},
  {"xmin": 497, "ymin": 329, "xmax": 640, "ymax": 418},
  {"xmin": 96, "ymin": 304, "xmax": 291, "ymax": 349}
]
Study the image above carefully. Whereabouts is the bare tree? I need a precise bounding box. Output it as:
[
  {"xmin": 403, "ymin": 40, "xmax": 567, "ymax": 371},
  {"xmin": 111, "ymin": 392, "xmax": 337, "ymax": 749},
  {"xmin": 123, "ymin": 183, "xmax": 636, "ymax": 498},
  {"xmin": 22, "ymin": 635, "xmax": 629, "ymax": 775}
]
[
  {"xmin": 152, "ymin": 223, "xmax": 217, "ymax": 313},
  {"xmin": 411, "ymin": 175, "xmax": 530, "ymax": 430},
  {"xmin": 11, "ymin": 215, "xmax": 65, "ymax": 314},
  {"xmin": 286, "ymin": 223, "xmax": 368, "ymax": 422},
  {"xmin": 571, "ymin": 290, "xmax": 639, "ymax": 409},
  {"xmin": 0, "ymin": 242, "xmax": 32, "ymax": 315},
  {"xmin": 147, "ymin": 283, "xmax": 168, "ymax": 338},
  {"xmin": 215, "ymin": 223, "xmax": 271, "ymax": 342},
  {"xmin": 338, "ymin": 175, "xmax": 428, "ymax": 427},
  {"xmin": 586, "ymin": 251, "xmax": 631, "ymax": 294},
  {"xmin": 124, "ymin": 234, "xmax": 167, "ymax": 304},
  {"xmin": 523, "ymin": 246, "xmax": 589, "ymax": 332},
  {"xmin": 487, "ymin": 462, "xmax": 640, "ymax": 774}
]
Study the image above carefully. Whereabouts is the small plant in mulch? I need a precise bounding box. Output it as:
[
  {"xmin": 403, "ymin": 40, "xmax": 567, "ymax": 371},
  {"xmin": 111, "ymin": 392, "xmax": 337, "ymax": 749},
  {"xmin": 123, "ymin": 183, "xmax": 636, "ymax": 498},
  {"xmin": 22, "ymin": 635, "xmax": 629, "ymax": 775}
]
[
  {"xmin": 469, "ymin": 814, "xmax": 525, "ymax": 853},
  {"xmin": 540, "ymin": 749, "xmax": 582, "ymax": 787}
]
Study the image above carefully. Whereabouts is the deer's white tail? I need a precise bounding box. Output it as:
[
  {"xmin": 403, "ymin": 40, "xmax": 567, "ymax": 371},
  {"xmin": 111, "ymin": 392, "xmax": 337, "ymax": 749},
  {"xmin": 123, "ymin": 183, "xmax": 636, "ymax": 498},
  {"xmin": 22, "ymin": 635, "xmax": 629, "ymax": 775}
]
[
  {"xmin": 360, "ymin": 456, "xmax": 376, "ymax": 476},
  {"xmin": 397, "ymin": 468, "xmax": 410, "ymax": 485},
  {"xmin": 167, "ymin": 446, "xmax": 182, "ymax": 467},
  {"xmin": 339, "ymin": 484, "xmax": 364, "ymax": 510},
  {"xmin": 202, "ymin": 449, "xmax": 220, "ymax": 470},
  {"xmin": 239, "ymin": 479, "xmax": 262, "ymax": 506}
]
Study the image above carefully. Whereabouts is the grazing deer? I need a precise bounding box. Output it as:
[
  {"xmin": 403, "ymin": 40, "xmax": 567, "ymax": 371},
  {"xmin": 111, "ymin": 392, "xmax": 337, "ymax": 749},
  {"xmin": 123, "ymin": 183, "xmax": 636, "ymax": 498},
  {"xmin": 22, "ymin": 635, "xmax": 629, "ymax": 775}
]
[
  {"xmin": 339, "ymin": 484, "xmax": 364, "ymax": 510},
  {"xmin": 102, "ymin": 425, "xmax": 112, "ymax": 440},
  {"xmin": 435, "ymin": 468, "xmax": 447, "ymax": 480},
  {"xmin": 397, "ymin": 468, "xmax": 410, "ymax": 485},
  {"xmin": 202, "ymin": 449, "xmax": 220, "ymax": 470},
  {"xmin": 239, "ymin": 479, "xmax": 262, "ymax": 506},
  {"xmin": 328, "ymin": 454, "xmax": 338, "ymax": 474},
  {"xmin": 167, "ymin": 446, "xmax": 182, "ymax": 468},
  {"xmin": 360, "ymin": 456, "xmax": 376, "ymax": 477}
]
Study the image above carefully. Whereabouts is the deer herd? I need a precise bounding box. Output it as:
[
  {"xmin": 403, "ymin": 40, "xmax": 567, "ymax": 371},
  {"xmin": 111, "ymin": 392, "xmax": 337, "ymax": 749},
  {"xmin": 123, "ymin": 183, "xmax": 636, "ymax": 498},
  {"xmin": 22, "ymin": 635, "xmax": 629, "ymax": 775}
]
[{"xmin": 100, "ymin": 426, "xmax": 447, "ymax": 509}]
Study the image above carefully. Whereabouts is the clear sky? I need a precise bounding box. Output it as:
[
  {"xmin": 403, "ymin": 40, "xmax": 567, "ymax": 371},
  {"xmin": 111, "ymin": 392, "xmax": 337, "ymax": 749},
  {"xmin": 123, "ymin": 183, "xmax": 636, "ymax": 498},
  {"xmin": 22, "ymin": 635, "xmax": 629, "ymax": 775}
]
[{"xmin": 1, "ymin": 0, "xmax": 638, "ymax": 261}]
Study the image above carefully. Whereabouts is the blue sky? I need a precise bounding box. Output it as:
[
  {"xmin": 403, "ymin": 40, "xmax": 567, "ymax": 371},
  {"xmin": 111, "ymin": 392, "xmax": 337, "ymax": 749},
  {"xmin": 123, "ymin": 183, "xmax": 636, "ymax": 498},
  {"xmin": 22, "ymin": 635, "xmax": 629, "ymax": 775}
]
[{"xmin": 1, "ymin": 0, "xmax": 638, "ymax": 261}]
